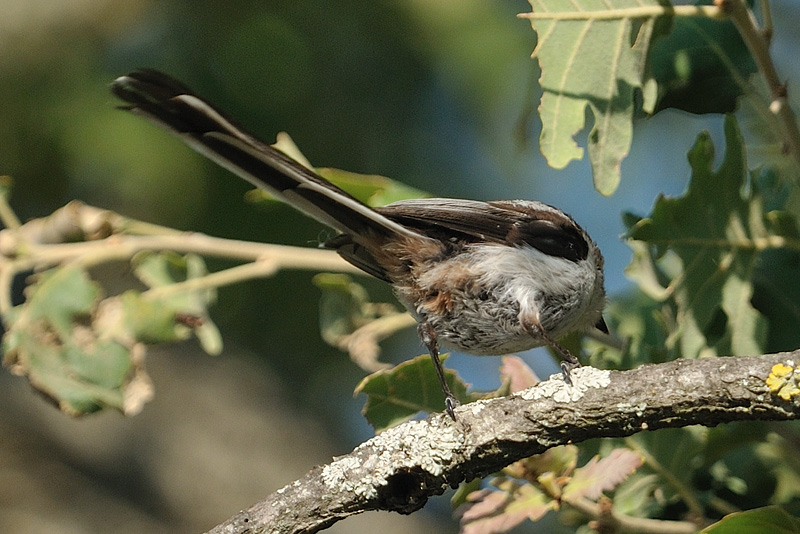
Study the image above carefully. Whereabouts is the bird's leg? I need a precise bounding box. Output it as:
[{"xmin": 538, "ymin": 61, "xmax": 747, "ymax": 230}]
[
  {"xmin": 545, "ymin": 333, "xmax": 581, "ymax": 386},
  {"xmin": 522, "ymin": 318, "xmax": 581, "ymax": 386},
  {"xmin": 417, "ymin": 322, "xmax": 459, "ymax": 420}
]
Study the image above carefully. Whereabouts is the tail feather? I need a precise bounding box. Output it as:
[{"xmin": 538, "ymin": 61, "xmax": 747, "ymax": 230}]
[{"xmin": 110, "ymin": 69, "xmax": 417, "ymax": 245}]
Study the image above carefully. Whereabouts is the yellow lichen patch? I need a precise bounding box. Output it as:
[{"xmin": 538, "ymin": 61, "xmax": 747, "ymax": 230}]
[{"xmin": 767, "ymin": 362, "xmax": 800, "ymax": 401}]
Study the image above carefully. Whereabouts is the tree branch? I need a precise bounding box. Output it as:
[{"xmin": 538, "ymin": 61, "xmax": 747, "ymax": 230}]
[
  {"xmin": 0, "ymin": 201, "xmax": 364, "ymax": 315},
  {"xmin": 204, "ymin": 352, "xmax": 800, "ymax": 534},
  {"xmin": 719, "ymin": 0, "xmax": 800, "ymax": 167}
]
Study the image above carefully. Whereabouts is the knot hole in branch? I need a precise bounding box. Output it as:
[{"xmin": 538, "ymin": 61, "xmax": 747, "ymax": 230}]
[{"xmin": 376, "ymin": 468, "xmax": 431, "ymax": 514}]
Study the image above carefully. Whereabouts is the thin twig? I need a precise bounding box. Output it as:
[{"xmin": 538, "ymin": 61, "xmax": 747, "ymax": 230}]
[
  {"xmin": 722, "ymin": 0, "xmax": 800, "ymax": 168},
  {"xmin": 142, "ymin": 260, "xmax": 281, "ymax": 300},
  {"xmin": 13, "ymin": 233, "xmax": 362, "ymax": 274},
  {"xmin": 0, "ymin": 262, "xmax": 16, "ymax": 316},
  {"xmin": 518, "ymin": 4, "xmax": 723, "ymax": 21},
  {"xmin": 759, "ymin": 0, "xmax": 773, "ymax": 44},
  {"xmin": 568, "ymin": 497, "xmax": 698, "ymax": 534},
  {"xmin": 336, "ymin": 311, "xmax": 417, "ymax": 372},
  {"xmin": 0, "ymin": 203, "xmax": 365, "ymax": 317},
  {"xmin": 0, "ymin": 177, "xmax": 21, "ymax": 230}
]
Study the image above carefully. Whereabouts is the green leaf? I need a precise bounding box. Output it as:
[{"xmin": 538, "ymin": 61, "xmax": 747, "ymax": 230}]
[
  {"xmin": 709, "ymin": 459, "xmax": 749, "ymax": 496},
  {"xmin": 737, "ymin": 79, "xmax": 800, "ymax": 186},
  {"xmin": 649, "ymin": 13, "xmax": 756, "ymax": 114},
  {"xmin": 313, "ymin": 273, "xmax": 373, "ymax": 345},
  {"xmin": 704, "ymin": 422, "xmax": 771, "ymax": 467},
  {"xmin": 1, "ymin": 253, "xmax": 225, "ymax": 416},
  {"xmin": 355, "ymin": 354, "xmax": 470, "ymax": 430},
  {"xmin": 117, "ymin": 291, "xmax": 190, "ymax": 344},
  {"xmin": 249, "ymin": 167, "xmax": 429, "ymax": 207},
  {"xmin": 245, "ymin": 133, "xmax": 430, "ymax": 208},
  {"xmin": 702, "ymin": 506, "xmax": 800, "ymax": 534},
  {"xmin": 612, "ymin": 473, "xmax": 662, "ymax": 518},
  {"xmin": 132, "ymin": 251, "xmax": 222, "ymax": 355},
  {"xmin": 625, "ymin": 115, "xmax": 777, "ymax": 358},
  {"xmin": 751, "ymin": 246, "xmax": 800, "ymax": 351},
  {"xmin": 586, "ymin": 291, "xmax": 675, "ymax": 370},
  {"xmin": 19, "ymin": 264, "xmax": 100, "ymax": 339},
  {"xmin": 312, "ymin": 273, "xmax": 404, "ymax": 371},
  {"xmin": 62, "ymin": 338, "xmax": 133, "ymax": 391},
  {"xmin": 625, "ymin": 427, "xmax": 708, "ymax": 503},
  {"xmin": 2, "ymin": 265, "xmax": 136, "ymax": 416},
  {"xmin": 523, "ymin": 0, "xmax": 670, "ymax": 194},
  {"xmin": 316, "ymin": 167, "xmax": 430, "ymax": 207}
]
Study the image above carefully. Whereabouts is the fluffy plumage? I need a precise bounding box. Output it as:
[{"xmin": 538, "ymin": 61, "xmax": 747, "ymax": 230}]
[{"xmin": 111, "ymin": 69, "xmax": 607, "ymax": 419}]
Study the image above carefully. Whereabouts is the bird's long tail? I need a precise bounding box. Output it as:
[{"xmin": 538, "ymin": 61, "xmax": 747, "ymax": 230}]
[{"xmin": 110, "ymin": 69, "xmax": 418, "ymax": 246}]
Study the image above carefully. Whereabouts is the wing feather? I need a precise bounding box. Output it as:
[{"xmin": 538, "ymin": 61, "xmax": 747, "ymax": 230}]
[{"xmin": 374, "ymin": 198, "xmax": 589, "ymax": 262}]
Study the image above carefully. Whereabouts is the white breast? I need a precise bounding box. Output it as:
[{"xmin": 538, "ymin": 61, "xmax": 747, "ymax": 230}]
[{"xmin": 409, "ymin": 242, "xmax": 605, "ymax": 355}]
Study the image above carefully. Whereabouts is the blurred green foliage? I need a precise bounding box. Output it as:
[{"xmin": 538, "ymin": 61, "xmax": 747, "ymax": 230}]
[
  {"xmin": 0, "ymin": 0, "xmax": 535, "ymax": 420},
  {"xmin": 3, "ymin": 2, "xmax": 800, "ymax": 533}
]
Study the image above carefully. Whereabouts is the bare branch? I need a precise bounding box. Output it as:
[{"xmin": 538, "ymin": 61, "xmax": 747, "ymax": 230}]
[
  {"xmin": 0, "ymin": 201, "xmax": 361, "ymax": 273},
  {"xmin": 517, "ymin": 4, "xmax": 723, "ymax": 21},
  {"xmin": 0, "ymin": 202, "xmax": 364, "ymax": 315},
  {"xmin": 205, "ymin": 353, "xmax": 800, "ymax": 534}
]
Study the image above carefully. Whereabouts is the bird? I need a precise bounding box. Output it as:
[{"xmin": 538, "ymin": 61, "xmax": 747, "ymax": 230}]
[{"xmin": 110, "ymin": 69, "xmax": 608, "ymax": 419}]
